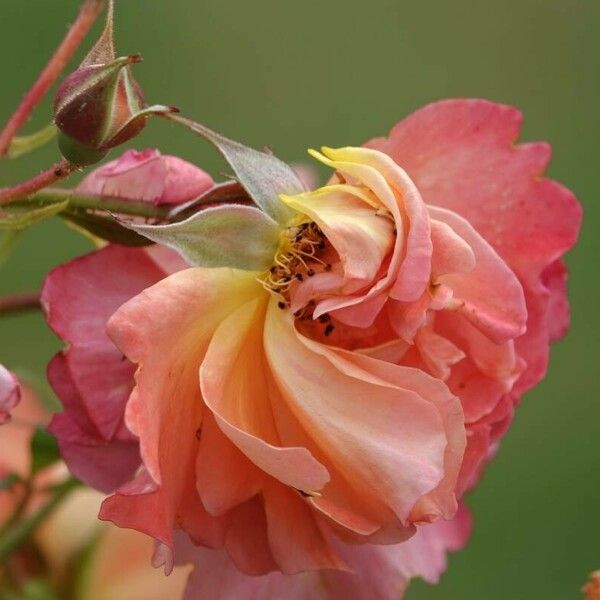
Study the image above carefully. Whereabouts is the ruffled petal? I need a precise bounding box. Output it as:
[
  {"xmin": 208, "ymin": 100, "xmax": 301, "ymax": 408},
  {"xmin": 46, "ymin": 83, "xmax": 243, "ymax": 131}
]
[
  {"xmin": 429, "ymin": 206, "xmax": 526, "ymax": 345},
  {"xmin": 199, "ymin": 298, "xmax": 330, "ymax": 494},
  {"xmin": 103, "ymin": 268, "xmax": 261, "ymax": 548},
  {"xmin": 282, "ymin": 184, "xmax": 394, "ymax": 290},
  {"xmin": 368, "ymin": 98, "xmax": 581, "ymax": 394},
  {"xmin": 264, "ymin": 300, "xmax": 456, "ymax": 525}
]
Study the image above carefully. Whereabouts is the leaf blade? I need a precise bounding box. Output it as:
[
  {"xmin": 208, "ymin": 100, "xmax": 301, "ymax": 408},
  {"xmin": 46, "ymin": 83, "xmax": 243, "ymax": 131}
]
[
  {"xmin": 166, "ymin": 113, "xmax": 301, "ymax": 224},
  {"xmin": 126, "ymin": 204, "xmax": 281, "ymax": 270}
]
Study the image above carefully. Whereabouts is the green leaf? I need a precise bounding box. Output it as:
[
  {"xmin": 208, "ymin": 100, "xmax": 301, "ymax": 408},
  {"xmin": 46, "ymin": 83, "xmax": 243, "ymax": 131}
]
[
  {"xmin": 7, "ymin": 123, "xmax": 57, "ymax": 159},
  {"xmin": 61, "ymin": 210, "xmax": 152, "ymax": 247},
  {"xmin": 0, "ymin": 200, "xmax": 69, "ymax": 231},
  {"xmin": 127, "ymin": 204, "xmax": 281, "ymax": 270},
  {"xmin": 167, "ymin": 113, "xmax": 302, "ymax": 225},
  {"xmin": 30, "ymin": 428, "xmax": 60, "ymax": 474},
  {"xmin": 18, "ymin": 580, "xmax": 61, "ymax": 600},
  {"xmin": 0, "ymin": 230, "xmax": 21, "ymax": 267}
]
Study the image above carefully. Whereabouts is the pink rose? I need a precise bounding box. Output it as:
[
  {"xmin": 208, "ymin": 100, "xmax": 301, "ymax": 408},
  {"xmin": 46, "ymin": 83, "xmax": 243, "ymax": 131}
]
[
  {"xmin": 76, "ymin": 148, "xmax": 214, "ymax": 205},
  {"xmin": 44, "ymin": 100, "xmax": 580, "ymax": 598}
]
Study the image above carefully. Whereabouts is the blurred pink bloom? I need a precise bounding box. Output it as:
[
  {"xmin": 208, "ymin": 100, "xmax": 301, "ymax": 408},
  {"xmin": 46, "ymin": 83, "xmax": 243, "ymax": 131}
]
[
  {"xmin": 44, "ymin": 99, "xmax": 581, "ymax": 598},
  {"xmin": 76, "ymin": 148, "xmax": 214, "ymax": 205},
  {"xmin": 0, "ymin": 385, "xmax": 189, "ymax": 597},
  {"xmin": 0, "ymin": 365, "xmax": 20, "ymax": 425}
]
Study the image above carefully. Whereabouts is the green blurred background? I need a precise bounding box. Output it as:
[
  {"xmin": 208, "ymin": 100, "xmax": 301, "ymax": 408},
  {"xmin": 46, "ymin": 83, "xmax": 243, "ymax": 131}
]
[{"xmin": 0, "ymin": 1, "xmax": 598, "ymax": 597}]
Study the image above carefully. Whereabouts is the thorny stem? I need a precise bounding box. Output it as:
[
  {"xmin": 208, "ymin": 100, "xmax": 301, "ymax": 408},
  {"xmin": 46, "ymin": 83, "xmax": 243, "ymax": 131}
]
[
  {"xmin": 0, "ymin": 160, "xmax": 75, "ymax": 205},
  {"xmin": 0, "ymin": 0, "xmax": 106, "ymax": 156},
  {"xmin": 0, "ymin": 292, "xmax": 41, "ymax": 316}
]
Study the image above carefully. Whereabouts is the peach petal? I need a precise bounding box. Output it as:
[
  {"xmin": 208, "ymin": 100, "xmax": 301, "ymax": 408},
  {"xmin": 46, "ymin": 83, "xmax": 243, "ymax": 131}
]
[
  {"xmin": 265, "ymin": 300, "xmax": 452, "ymax": 524},
  {"xmin": 107, "ymin": 268, "xmax": 260, "ymax": 487},
  {"xmin": 199, "ymin": 298, "xmax": 330, "ymax": 493},
  {"xmin": 196, "ymin": 413, "xmax": 262, "ymax": 517},
  {"xmin": 430, "ymin": 218, "xmax": 476, "ymax": 277},
  {"xmin": 282, "ymin": 184, "xmax": 394, "ymax": 289}
]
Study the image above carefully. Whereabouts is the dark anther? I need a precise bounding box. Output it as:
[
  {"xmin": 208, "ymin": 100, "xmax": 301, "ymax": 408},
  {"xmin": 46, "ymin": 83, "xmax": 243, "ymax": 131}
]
[
  {"xmin": 277, "ymin": 301, "xmax": 286, "ymax": 309},
  {"xmin": 318, "ymin": 314, "xmax": 330, "ymax": 323},
  {"xmin": 269, "ymin": 266, "xmax": 276, "ymax": 273},
  {"xmin": 295, "ymin": 273, "xmax": 304, "ymax": 281},
  {"xmin": 195, "ymin": 426, "xmax": 202, "ymax": 440},
  {"xmin": 307, "ymin": 268, "xmax": 315, "ymax": 277},
  {"xmin": 318, "ymin": 240, "xmax": 326, "ymax": 249},
  {"xmin": 294, "ymin": 309, "xmax": 302, "ymax": 317},
  {"xmin": 54, "ymin": 168, "xmax": 64, "ymax": 176},
  {"xmin": 324, "ymin": 263, "xmax": 332, "ymax": 272},
  {"xmin": 296, "ymin": 488, "xmax": 311, "ymax": 498},
  {"xmin": 324, "ymin": 324, "xmax": 335, "ymax": 336}
]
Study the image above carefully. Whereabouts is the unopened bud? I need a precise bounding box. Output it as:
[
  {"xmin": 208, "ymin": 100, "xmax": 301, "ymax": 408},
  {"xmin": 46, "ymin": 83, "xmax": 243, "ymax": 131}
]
[{"xmin": 53, "ymin": 1, "xmax": 175, "ymax": 166}]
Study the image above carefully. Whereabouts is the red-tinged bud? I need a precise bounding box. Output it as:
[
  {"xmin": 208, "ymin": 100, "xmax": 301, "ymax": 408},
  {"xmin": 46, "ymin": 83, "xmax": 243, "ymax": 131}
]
[{"xmin": 53, "ymin": 1, "xmax": 176, "ymax": 166}]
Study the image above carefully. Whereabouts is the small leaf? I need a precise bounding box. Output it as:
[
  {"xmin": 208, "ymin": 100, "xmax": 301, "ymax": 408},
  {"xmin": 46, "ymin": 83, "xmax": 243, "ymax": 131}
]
[
  {"xmin": 167, "ymin": 113, "xmax": 302, "ymax": 225},
  {"xmin": 7, "ymin": 123, "xmax": 57, "ymax": 159},
  {"xmin": 30, "ymin": 428, "xmax": 60, "ymax": 474},
  {"xmin": 0, "ymin": 201, "xmax": 69, "ymax": 231},
  {"xmin": 0, "ymin": 230, "xmax": 21, "ymax": 267},
  {"xmin": 127, "ymin": 204, "xmax": 281, "ymax": 270},
  {"xmin": 61, "ymin": 210, "xmax": 152, "ymax": 247}
]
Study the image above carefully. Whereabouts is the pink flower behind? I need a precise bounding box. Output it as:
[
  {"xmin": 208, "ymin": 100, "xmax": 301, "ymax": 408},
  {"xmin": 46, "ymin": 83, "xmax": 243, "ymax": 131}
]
[
  {"xmin": 76, "ymin": 148, "xmax": 214, "ymax": 205},
  {"xmin": 42, "ymin": 245, "xmax": 186, "ymax": 492},
  {"xmin": 0, "ymin": 365, "xmax": 20, "ymax": 425}
]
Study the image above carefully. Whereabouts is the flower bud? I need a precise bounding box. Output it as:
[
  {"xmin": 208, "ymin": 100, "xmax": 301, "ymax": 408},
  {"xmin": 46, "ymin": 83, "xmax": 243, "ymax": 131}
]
[{"xmin": 53, "ymin": 1, "xmax": 175, "ymax": 166}]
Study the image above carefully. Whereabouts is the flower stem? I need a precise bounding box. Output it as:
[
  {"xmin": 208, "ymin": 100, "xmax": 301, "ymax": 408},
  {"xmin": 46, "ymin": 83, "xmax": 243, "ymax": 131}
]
[
  {"xmin": 0, "ymin": 292, "xmax": 41, "ymax": 316},
  {"xmin": 0, "ymin": 0, "xmax": 106, "ymax": 157},
  {"xmin": 0, "ymin": 479, "xmax": 80, "ymax": 562},
  {"xmin": 26, "ymin": 187, "xmax": 174, "ymax": 219},
  {"xmin": 0, "ymin": 160, "xmax": 75, "ymax": 205}
]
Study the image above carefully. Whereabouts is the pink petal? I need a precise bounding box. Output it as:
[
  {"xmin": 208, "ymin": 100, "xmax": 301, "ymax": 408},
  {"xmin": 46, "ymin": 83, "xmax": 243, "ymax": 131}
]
[
  {"xmin": 224, "ymin": 496, "xmax": 277, "ymax": 576},
  {"xmin": 0, "ymin": 365, "xmax": 20, "ymax": 425},
  {"xmin": 196, "ymin": 413, "xmax": 261, "ymax": 517},
  {"xmin": 367, "ymin": 98, "xmax": 581, "ymax": 395},
  {"xmin": 263, "ymin": 481, "xmax": 346, "ymax": 574},
  {"xmin": 429, "ymin": 206, "xmax": 526, "ymax": 345},
  {"xmin": 179, "ymin": 505, "xmax": 471, "ymax": 600},
  {"xmin": 76, "ymin": 149, "xmax": 214, "ymax": 205}
]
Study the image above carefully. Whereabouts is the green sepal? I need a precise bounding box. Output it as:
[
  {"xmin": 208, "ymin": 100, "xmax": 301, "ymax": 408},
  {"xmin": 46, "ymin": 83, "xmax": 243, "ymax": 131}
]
[
  {"xmin": 126, "ymin": 204, "xmax": 281, "ymax": 270},
  {"xmin": 166, "ymin": 113, "xmax": 302, "ymax": 225}
]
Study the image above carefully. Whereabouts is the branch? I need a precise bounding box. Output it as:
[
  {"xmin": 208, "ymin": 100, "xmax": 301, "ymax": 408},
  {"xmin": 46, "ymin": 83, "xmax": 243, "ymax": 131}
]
[
  {"xmin": 0, "ymin": 0, "xmax": 106, "ymax": 156},
  {"xmin": 0, "ymin": 292, "xmax": 41, "ymax": 317},
  {"xmin": 0, "ymin": 160, "xmax": 75, "ymax": 205}
]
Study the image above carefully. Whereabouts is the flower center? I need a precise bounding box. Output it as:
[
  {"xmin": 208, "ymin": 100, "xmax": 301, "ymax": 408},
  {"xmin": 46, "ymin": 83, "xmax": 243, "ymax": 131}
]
[{"xmin": 260, "ymin": 221, "xmax": 332, "ymax": 308}]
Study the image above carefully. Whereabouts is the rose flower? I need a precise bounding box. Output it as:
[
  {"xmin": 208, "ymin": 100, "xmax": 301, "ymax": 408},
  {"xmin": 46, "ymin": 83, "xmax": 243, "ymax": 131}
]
[{"xmin": 43, "ymin": 99, "xmax": 581, "ymax": 598}]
